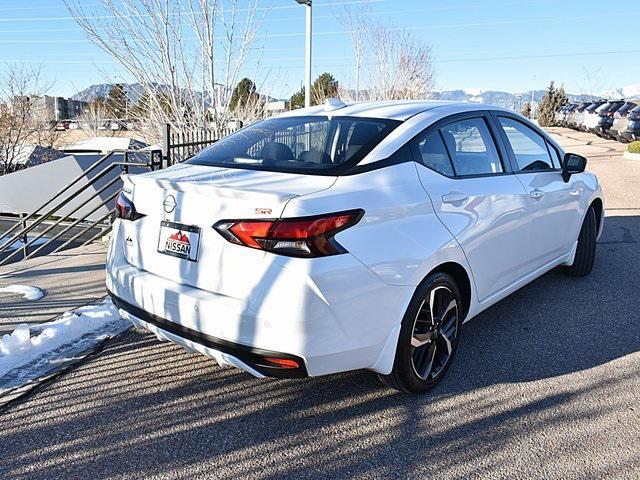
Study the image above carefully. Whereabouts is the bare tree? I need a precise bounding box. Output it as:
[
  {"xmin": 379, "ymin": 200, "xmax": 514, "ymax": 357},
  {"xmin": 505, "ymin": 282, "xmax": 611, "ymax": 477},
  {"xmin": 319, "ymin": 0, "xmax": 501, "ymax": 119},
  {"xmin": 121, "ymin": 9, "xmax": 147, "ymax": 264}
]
[
  {"xmin": 579, "ymin": 66, "xmax": 608, "ymax": 99},
  {"xmin": 0, "ymin": 65, "xmax": 53, "ymax": 175},
  {"xmin": 66, "ymin": 0, "xmax": 266, "ymax": 142},
  {"xmin": 78, "ymin": 97, "xmax": 111, "ymax": 138},
  {"xmin": 32, "ymin": 108, "xmax": 63, "ymax": 151},
  {"xmin": 366, "ymin": 22, "xmax": 435, "ymax": 101},
  {"xmin": 334, "ymin": 5, "xmax": 435, "ymax": 102},
  {"xmin": 333, "ymin": 2, "xmax": 369, "ymax": 102}
]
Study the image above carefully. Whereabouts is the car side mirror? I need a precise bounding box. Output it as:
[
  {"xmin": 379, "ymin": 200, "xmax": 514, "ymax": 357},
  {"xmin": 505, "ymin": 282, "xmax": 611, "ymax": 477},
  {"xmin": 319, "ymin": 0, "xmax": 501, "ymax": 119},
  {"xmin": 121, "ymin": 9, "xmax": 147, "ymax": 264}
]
[{"xmin": 562, "ymin": 153, "xmax": 587, "ymax": 182}]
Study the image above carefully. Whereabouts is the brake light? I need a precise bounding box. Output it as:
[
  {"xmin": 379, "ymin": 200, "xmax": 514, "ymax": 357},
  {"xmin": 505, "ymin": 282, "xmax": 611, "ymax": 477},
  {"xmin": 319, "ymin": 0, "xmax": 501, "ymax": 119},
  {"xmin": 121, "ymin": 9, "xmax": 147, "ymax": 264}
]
[
  {"xmin": 115, "ymin": 191, "xmax": 144, "ymax": 221},
  {"xmin": 214, "ymin": 209, "xmax": 364, "ymax": 258}
]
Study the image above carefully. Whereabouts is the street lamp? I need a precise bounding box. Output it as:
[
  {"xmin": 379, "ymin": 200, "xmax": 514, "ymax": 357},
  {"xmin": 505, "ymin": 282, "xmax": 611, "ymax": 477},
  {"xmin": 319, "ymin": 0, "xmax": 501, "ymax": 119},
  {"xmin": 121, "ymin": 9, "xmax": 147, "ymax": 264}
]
[{"xmin": 295, "ymin": 0, "xmax": 312, "ymax": 108}]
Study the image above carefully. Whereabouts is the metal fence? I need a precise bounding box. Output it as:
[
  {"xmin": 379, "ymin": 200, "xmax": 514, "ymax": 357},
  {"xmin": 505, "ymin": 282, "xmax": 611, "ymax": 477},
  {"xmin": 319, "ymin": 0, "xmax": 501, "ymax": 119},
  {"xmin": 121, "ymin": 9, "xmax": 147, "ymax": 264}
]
[
  {"xmin": 0, "ymin": 150, "xmax": 161, "ymax": 266},
  {"xmin": 162, "ymin": 123, "xmax": 239, "ymax": 166},
  {"xmin": 0, "ymin": 122, "xmax": 239, "ymax": 264}
]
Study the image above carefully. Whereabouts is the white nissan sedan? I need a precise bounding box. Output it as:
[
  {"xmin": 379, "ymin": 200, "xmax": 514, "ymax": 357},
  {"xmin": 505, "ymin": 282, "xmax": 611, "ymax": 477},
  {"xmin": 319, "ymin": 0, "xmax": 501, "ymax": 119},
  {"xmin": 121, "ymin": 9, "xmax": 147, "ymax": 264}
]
[{"xmin": 107, "ymin": 101, "xmax": 604, "ymax": 394}]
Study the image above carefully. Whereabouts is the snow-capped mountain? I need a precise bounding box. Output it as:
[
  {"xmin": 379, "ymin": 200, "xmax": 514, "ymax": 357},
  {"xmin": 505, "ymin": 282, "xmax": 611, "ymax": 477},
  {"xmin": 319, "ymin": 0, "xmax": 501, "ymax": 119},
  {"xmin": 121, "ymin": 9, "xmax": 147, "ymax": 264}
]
[
  {"xmin": 601, "ymin": 85, "xmax": 640, "ymax": 100},
  {"xmin": 428, "ymin": 89, "xmax": 597, "ymax": 109}
]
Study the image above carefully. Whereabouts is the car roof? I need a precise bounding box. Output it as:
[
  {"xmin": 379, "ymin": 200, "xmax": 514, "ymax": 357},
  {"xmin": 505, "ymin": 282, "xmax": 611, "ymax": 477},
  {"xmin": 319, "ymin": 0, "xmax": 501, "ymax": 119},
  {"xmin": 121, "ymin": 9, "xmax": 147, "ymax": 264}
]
[{"xmin": 276, "ymin": 100, "xmax": 506, "ymax": 121}]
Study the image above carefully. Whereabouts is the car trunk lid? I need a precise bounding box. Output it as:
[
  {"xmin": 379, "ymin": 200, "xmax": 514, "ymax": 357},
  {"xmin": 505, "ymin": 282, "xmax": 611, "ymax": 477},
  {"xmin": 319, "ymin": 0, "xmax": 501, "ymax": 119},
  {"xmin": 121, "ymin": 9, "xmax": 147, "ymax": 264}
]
[{"xmin": 120, "ymin": 163, "xmax": 336, "ymax": 298}]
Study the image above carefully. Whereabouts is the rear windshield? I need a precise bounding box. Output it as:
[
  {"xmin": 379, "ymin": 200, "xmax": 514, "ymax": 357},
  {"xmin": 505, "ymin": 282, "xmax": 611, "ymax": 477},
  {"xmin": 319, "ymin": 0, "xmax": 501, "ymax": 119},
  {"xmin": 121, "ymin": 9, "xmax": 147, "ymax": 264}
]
[
  {"xmin": 186, "ymin": 115, "xmax": 400, "ymax": 175},
  {"xmin": 618, "ymin": 102, "xmax": 637, "ymax": 114},
  {"xmin": 586, "ymin": 103, "xmax": 604, "ymax": 113}
]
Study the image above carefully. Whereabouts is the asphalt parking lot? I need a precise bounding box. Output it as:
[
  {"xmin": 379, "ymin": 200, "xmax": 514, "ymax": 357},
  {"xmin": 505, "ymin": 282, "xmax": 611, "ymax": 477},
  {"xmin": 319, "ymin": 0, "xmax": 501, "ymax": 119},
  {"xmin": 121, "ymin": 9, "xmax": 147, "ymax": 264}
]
[{"xmin": 1, "ymin": 128, "xmax": 639, "ymax": 480}]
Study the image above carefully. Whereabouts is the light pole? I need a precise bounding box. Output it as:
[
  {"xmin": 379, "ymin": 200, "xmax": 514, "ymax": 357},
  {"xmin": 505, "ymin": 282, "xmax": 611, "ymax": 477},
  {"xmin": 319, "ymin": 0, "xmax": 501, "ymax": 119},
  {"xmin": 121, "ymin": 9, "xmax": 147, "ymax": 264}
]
[
  {"xmin": 295, "ymin": 0, "xmax": 312, "ymax": 108},
  {"xmin": 530, "ymin": 74, "xmax": 536, "ymax": 120}
]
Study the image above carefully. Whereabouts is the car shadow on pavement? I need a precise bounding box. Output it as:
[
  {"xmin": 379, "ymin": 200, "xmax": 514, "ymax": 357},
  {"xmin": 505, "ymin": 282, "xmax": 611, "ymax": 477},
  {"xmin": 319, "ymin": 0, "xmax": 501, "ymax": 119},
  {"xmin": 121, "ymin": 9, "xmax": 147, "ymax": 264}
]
[{"xmin": 1, "ymin": 216, "xmax": 639, "ymax": 479}]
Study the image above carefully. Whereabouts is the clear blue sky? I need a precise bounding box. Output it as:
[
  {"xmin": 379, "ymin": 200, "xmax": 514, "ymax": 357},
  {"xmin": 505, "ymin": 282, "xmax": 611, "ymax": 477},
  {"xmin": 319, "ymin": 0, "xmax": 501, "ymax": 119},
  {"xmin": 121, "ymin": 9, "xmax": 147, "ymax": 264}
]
[{"xmin": 0, "ymin": 0, "xmax": 638, "ymax": 99}]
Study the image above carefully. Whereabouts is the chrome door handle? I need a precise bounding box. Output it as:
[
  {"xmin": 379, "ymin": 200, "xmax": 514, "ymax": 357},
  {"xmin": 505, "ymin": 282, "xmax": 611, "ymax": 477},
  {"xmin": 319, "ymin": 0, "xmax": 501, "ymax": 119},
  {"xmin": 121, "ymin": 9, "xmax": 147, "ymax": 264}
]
[
  {"xmin": 530, "ymin": 189, "xmax": 545, "ymax": 200},
  {"xmin": 442, "ymin": 192, "xmax": 469, "ymax": 204}
]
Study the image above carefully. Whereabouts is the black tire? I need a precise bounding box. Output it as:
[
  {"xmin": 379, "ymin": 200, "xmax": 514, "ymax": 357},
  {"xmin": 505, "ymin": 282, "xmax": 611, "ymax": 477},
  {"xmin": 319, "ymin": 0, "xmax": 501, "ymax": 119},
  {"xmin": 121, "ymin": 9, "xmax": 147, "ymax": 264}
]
[
  {"xmin": 565, "ymin": 206, "xmax": 597, "ymax": 277},
  {"xmin": 379, "ymin": 272, "xmax": 463, "ymax": 394}
]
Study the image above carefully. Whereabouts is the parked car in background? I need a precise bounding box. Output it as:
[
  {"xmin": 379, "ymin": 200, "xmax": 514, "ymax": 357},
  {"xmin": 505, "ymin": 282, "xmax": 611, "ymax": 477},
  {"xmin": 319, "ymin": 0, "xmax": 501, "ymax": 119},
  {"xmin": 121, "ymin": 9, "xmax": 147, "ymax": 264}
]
[
  {"xmin": 596, "ymin": 100, "xmax": 625, "ymax": 137},
  {"xmin": 623, "ymin": 105, "xmax": 640, "ymax": 142},
  {"xmin": 555, "ymin": 104, "xmax": 574, "ymax": 126},
  {"xmin": 107, "ymin": 100, "xmax": 604, "ymax": 394},
  {"xmin": 609, "ymin": 101, "xmax": 638, "ymax": 141},
  {"xmin": 55, "ymin": 120, "xmax": 70, "ymax": 131},
  {"xmin": 568, "ymin": 102, "xmax": 591, "ymax": 129},
  {"xmin": 582, "ymin": 101, "xmax": 607, "ymax": 133}
]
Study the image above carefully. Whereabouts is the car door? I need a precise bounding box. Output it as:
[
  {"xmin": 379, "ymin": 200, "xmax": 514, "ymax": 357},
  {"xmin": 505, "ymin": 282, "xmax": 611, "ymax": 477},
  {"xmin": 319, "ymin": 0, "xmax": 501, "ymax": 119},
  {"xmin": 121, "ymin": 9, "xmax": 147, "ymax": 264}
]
[
  {"xmin": 494, "ymin": 114, "xmax": 582, "ymax": 268},
  {"xmin": 413, "ymin": 113, "xmax": 532, "ymax": 302}
]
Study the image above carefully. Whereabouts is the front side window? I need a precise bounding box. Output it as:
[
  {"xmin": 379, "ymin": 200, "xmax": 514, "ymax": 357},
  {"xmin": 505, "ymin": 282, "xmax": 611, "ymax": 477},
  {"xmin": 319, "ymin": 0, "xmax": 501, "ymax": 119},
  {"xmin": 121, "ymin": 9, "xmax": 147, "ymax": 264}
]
[
  {"xmin": 186, "ymin": 116, "xmax": 399, "ymax": 175},
  {"xmin": 498, "ymin": 117, "xmax": 554, "ymax": 171},
  {"xmin": 440, "ymin": 118, "xmax": 503, "ymax": 176}
]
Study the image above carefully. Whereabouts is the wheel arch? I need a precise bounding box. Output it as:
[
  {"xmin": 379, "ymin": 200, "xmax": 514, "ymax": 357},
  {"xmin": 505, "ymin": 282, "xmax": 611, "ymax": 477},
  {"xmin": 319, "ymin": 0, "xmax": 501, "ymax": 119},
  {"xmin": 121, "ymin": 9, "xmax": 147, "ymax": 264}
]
[
  {"xmin": 424, "ymin": 262, "xmax": 472, "ymax": 321},
  {"xmin": 590, "ymin": 197, "xmax": 604, "ymax": 237}
]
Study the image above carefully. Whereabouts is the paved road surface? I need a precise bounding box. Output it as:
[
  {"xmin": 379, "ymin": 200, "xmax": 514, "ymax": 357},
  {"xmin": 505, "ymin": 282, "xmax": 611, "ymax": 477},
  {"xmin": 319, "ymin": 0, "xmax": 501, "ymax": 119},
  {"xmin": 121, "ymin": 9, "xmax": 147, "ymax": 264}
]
[{"xmin": 1, "ymin": 128, "xmax": 639, "ymax": 479}]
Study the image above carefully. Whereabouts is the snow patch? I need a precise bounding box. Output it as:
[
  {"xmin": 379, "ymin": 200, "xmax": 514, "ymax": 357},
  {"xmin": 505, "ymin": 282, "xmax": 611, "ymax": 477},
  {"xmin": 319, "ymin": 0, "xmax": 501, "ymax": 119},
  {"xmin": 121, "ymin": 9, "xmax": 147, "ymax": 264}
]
[
  {"xmin": 0, "ymin": 285, "xmax": 45, "ymax": 301},
  {"xmin": 0, "ymin": 298, "xmax": 128, "ymax": 391}
]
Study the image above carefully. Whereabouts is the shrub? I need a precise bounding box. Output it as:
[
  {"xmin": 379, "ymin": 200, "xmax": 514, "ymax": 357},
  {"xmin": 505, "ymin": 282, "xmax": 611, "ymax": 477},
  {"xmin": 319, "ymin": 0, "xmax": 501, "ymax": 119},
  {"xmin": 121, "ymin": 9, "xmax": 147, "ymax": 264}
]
[{"xmin": 629, "ymin": 142, "xmax": 640, "ymax": 154}]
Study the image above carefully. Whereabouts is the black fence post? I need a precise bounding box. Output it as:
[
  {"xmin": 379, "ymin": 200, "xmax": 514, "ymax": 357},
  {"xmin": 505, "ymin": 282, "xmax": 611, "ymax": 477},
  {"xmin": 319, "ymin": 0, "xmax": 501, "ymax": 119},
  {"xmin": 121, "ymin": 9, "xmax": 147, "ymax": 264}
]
[
  {"xmin": 162, "ymin": 123, "xmax": 171, "ymax": 167},
  {"xmin": 20, "ymin": 213, "xmax": 27, "ymax": 259}
]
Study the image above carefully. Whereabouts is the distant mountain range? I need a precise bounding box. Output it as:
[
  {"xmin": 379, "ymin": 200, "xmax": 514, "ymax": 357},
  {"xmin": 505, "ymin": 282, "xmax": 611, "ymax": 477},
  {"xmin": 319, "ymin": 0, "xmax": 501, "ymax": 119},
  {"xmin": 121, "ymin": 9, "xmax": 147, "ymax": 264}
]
[
  {"xmin": 73, "ymin": 83, "xmax": 636, "ymax": 110},
  {"xmin": 71, "ymin": 82, "xmax": 274, "ymax": 106},
  {"xmin": 71, "ymin": 82, "xmax": 230, "ymax": 105},
  {"xmin": 71, "ymin": 83, "xmax": 146, "ymax": 103},
  {"xmin": 427, "ymin": 89, "xmax": 597, "ymax": 109}
]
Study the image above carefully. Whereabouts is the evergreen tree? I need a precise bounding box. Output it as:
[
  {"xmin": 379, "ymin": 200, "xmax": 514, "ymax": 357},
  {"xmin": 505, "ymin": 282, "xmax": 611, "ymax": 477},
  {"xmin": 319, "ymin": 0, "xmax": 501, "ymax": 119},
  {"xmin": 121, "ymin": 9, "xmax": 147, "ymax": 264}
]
[
  {"xmin": 537, "ymin": 81, "xmax": 568, "ymax": 127},
  {"xmin": 521, "ymin": 102, "xmax": 532, "ymax": 118},
  {"xmin": 311, "ymin": 72, "xmax": 339, "ymax": 105},
  {"xmin": 105, "ymin": 84, "xmax": 128, "ymax": 119},
  {"xmin": 230, "ymin": 78, "xmax": 258, "ymax": 112},
  {"xmin": 290, "ymin": 73, "xmax": 339, "ymax": 109},
  {"xmin": 290, "ymin": 87, "xmax": 306, "ymax": 109}
]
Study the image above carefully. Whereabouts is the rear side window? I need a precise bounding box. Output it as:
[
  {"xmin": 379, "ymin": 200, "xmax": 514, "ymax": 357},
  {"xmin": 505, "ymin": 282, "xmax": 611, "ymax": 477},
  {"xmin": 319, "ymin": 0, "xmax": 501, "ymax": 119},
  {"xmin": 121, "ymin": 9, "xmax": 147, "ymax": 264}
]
[
  {"xmin": 415, "ymin": 130, "xmax": 454, "ymax": 176},
  {"xmin": 498, "ymin": 117, "xmax": 554, "ymax": 171},
  {"xmin": 440, "ymin": 118, "xmax": 503, "ymax": 176}
]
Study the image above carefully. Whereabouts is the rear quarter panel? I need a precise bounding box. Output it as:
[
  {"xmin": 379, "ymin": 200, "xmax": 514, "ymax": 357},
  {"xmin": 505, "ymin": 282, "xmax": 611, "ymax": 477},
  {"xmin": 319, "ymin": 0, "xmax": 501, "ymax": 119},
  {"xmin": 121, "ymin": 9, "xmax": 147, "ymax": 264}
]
[{"xmin": 282, "ymin": 162, "xmax": 473, "ymax": 289}]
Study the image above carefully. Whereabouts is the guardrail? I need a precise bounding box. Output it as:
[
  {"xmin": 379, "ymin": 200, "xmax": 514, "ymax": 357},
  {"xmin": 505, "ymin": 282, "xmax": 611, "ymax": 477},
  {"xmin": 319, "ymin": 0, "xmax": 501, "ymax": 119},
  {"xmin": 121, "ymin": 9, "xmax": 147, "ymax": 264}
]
[{"xmin": 0, "ymin": 149, "xmax": 162, "ymax": 267}]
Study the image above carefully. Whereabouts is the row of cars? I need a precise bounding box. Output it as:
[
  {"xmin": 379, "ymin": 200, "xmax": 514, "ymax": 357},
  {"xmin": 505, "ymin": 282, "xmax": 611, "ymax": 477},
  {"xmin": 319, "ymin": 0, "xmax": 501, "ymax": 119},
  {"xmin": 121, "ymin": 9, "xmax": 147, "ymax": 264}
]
[{"xmin": 554, "ymin": 100, "xmax": 640, "ymax": 142}]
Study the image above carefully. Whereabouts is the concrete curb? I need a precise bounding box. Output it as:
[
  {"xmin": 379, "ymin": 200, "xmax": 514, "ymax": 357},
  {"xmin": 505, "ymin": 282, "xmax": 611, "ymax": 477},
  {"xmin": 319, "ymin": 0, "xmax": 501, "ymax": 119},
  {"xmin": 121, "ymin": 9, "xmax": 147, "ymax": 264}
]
[{"xmin": 623, "ymin": 151, "xmax": 640, "ymax": 161}]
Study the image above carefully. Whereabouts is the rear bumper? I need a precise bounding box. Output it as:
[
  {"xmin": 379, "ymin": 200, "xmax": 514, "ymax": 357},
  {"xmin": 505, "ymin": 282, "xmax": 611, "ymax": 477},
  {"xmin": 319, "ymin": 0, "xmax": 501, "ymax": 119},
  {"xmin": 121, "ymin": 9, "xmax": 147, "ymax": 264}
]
[
  {"xmin": 106, "ymin": 220, "xmax": 414, "ymax": 378},
  {"xmin": 109, "ymin": 291, "xmax": 308, "ymax": 378}
]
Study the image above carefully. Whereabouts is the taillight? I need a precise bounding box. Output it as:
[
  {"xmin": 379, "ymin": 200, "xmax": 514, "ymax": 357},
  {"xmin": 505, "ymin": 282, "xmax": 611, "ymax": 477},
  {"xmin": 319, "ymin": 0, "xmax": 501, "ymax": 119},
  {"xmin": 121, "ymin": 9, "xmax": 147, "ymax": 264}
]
[
  {"xmin": 214, "ymin": 209, "xmax": 364, "ymax": 258},
  {"xmin": 115, "ymin": 191, "xmax": 144, "ymax": 221}
]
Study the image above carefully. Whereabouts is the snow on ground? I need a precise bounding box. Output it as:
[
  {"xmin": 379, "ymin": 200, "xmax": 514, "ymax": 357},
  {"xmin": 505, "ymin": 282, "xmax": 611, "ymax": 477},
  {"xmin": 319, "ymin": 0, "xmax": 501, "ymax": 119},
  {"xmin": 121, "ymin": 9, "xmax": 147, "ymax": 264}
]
[
  {"xmin": 0, "ymin": 298, "xmax": 129, "ymax": 392},
  {"xmin": 0, "ymin": 285, "xmax": 46, "ymax": 301}
]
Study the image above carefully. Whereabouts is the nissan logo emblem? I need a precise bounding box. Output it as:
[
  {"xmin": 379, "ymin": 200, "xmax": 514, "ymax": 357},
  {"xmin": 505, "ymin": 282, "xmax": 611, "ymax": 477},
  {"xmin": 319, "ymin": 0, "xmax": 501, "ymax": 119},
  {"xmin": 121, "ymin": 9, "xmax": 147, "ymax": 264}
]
[{"xmin": 163, "ymin": 195, "xmax": 177, "ymax": 213}]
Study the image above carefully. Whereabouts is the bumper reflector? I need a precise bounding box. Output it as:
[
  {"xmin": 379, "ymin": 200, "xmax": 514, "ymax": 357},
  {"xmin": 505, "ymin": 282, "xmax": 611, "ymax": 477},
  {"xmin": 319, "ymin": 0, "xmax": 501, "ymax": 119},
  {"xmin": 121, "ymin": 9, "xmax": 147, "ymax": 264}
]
[{"xmin": 263, "ymin": 357, "xmax": 300, "ymax": 369}]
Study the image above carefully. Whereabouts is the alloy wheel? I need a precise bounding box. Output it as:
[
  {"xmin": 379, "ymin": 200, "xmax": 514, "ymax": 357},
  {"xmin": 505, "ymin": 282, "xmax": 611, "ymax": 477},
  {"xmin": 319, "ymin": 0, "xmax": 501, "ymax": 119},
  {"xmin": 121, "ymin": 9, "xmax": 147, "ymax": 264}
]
[{"xmin": 410, "ymin": 285, "xmax": 459, "ymax": 380}]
